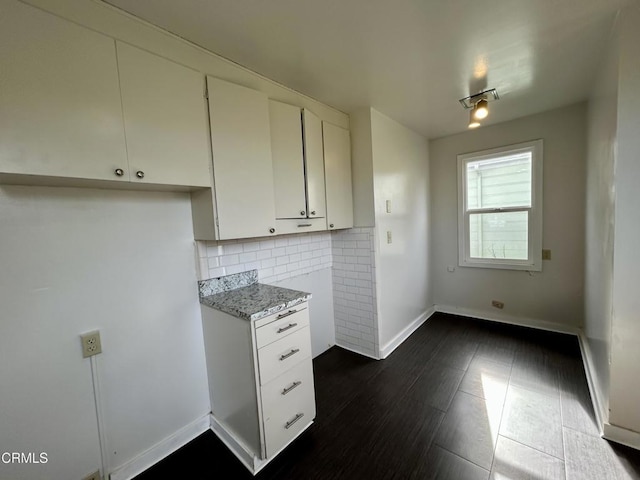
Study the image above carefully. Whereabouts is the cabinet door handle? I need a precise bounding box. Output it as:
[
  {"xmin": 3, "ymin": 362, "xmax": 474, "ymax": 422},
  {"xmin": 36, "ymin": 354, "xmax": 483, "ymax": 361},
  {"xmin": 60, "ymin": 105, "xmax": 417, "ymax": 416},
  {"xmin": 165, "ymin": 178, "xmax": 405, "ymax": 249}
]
[
  {"xmin": 269, "ymin": 227, "xmax": 276, "ymax": 234},
  {"xmin": 136, "ymin": 170, "xmax": 145, "ymax": 179},
  {"xmin": 310, "ymin": 211, "xmax": 316, "ymax": 216},
  {"xmin": 114, "ymin": 168, "xmax": 124, "ymax": 177},
  {"xmin": 297, "ymin": 224, "xmax": 312, "ymax": 228},
  {"xmin": 300, "ymin": 210, "xmax": 306, "ymax": 216},
  {"xmin": 277, "ymin": 323, "xmax": 298, "ymax": 334},
  {"xmin": 285, "ymin": 413, "xmax": 304, "ymax": 429},
  {"xmin": 282, "ymin": 381, "xmax": 302, "ymax": 395},
  {"xmin": 276, "ymin": 309, "xmax": 297, "ymax": 320},
  {"xmin": 329, "ymin": 223, "xmax": 334, "ymax": 228},
  {"xmin": 279, "ymin": 348, "xmax": 300, "ymax": 361}
]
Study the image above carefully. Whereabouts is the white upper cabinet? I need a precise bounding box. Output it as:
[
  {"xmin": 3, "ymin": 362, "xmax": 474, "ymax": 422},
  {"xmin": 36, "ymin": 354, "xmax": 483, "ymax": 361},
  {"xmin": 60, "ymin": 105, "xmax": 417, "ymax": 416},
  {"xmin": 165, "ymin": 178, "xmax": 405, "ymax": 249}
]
[
  {"xmin": 0, "ymin": 1, "xmax": 127, "ymax": 181},
  {"xmin": 269, "ymin": 102, "xmax": 328, "ymax": 235},
  {"xmin": 302, "ymin": 109, "xmax": 327, "ymax": 219},
  {"xmin": 269, "ymin": 100, "xmax": 307, "ymax": 219},
  {"xmin": 207, "ymin": 77, "xmax": 277, "ymax": 240},
  {"xmin": 323, "ymin": 122, "xmax": 354, "ymax": 230},
  {"xmin": 116, "ymin": 42, "xmax": 211, "ymax": 187}
]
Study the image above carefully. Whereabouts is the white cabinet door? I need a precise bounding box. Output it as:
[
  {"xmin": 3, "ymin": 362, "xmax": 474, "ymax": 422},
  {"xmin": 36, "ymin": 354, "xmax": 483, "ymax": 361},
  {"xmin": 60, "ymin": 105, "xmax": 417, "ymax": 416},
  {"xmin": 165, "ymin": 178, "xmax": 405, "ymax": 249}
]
[
  {"xmin": 269, "ymin": 100, "xmax": 306, "ymax": 219},
  {"xmin": 207, "ymin": 77, "xmax": 276, "ymax": 240},
  {"xmin": 302, "ymin": 109, "xmax": 327, "ymax": 219},
  {"xmin": 322, "ymin": 122, "xmax": 353, "ymax": 230},
  {"xmin": 0, "ymin": 1, "xmax": 127, "ymax": 181},
  {"xmin": 116, "ymin": 42, "xmax": 211, "ymax": 187}
]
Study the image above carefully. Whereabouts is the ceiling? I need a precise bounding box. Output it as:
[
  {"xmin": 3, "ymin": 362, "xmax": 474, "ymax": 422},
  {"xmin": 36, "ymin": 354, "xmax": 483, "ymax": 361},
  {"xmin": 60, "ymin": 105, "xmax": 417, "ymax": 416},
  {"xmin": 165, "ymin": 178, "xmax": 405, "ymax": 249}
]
[{"xmin": 103, "ymin": 0, "xmax": 627, "ymax": 139}]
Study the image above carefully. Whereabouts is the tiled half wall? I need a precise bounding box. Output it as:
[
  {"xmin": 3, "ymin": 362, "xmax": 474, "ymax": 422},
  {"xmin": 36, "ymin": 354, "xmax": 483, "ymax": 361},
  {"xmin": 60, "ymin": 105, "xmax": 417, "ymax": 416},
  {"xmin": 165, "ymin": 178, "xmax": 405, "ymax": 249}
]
[{"xmin": 331, "ymin": 227, "xmax": 379, "ymax": 358}]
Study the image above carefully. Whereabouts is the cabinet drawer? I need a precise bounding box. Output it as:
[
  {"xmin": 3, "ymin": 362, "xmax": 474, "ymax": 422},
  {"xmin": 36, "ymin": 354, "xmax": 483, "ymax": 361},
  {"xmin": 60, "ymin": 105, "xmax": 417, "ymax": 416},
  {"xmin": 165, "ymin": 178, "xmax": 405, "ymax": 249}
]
[
  {"xmin": 274, "ymin": 217, "xmax": 327, "ymax": 235},
  {"xmin": 255, "ymin": 307, "xmax": 309, "ymax": 348},
  {"xmin": 261, "ymin": 359, "xmax": 315, "ymax": 420},
  {"xmin": 257, "ymin": 326, "xmax": 311, "ymax": 385},
  {"xmin": 262, "ymin": 360, "xmax": 315, "ymax": 458}
]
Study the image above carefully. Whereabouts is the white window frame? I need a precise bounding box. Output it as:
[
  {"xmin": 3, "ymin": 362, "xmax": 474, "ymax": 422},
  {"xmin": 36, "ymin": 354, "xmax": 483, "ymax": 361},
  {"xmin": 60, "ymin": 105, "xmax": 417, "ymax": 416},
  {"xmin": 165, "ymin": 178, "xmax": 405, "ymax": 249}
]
[{"xmin": 457, "ymin": 139, "xmax": 543, "ymax": 271}]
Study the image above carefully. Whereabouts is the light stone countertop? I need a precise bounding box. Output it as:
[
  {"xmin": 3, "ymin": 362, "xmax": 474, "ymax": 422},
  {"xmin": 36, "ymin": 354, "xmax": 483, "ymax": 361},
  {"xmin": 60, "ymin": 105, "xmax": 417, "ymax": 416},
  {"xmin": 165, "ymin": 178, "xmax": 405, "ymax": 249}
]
[{"xmin": 198, "ymin": 270, "xmax": 311, "ymax": 321}]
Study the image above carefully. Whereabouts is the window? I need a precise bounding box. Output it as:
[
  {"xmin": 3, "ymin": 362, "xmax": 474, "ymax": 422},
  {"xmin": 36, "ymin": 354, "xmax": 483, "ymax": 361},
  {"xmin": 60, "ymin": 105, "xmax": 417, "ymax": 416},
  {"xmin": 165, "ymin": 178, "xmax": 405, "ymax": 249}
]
[{"xmin": 458, "ymin": 140, "xmax": 543, "ymax": 271}]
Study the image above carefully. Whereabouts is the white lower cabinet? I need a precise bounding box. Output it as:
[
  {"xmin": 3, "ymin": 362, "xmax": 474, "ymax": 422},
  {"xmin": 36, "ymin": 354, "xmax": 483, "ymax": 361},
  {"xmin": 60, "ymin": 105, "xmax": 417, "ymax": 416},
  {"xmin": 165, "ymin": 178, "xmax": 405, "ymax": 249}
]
[{"xmin": 200, "ymin": 302, "xmax": 315, "ymax": 474}]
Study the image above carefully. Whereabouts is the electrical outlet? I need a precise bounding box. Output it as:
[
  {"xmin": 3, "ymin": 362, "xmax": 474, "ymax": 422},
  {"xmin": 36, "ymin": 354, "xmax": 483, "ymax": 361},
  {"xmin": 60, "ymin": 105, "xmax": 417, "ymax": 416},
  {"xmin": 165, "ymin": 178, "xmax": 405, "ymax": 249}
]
[
  {"xmin": 387, "ymin": 231, "xmax": 392, "ymax": 244},
  {"xmin": 81, "ymin": 331, "xmax": 102, "ymax": 358},
  {"xmin": 386, "ymin": 200, "xmax": 391, "ymax": 213},
  {"xmin": 542, "ymin": 249, "xmax": 551, "ymax": 260},
  {"xmin": 82, "ymin": 470, "xmax": 101, "ymax": 480},
  {"xmin": 491, "ymin": 300, "xmax": 505, "ymax": 309}
]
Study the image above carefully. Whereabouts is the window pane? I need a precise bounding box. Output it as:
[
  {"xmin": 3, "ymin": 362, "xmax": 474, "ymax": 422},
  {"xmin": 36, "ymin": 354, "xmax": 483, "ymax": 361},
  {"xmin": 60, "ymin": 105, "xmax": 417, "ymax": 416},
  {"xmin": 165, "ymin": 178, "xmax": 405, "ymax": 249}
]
[
  {"xmin": 469, "ymin": 211, "xmax": 528, "ymax": 260},
  {"xmin": 466, "ymin": 152, "xmax": 532, "ymax": 210}
]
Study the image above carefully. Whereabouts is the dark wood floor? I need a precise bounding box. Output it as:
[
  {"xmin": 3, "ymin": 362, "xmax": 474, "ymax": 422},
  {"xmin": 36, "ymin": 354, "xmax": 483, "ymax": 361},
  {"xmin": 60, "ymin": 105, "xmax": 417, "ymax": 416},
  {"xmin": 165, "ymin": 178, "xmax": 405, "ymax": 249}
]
[{"xmin": 135, "ymin": 313, "xmax": 640, "ymax": 479}]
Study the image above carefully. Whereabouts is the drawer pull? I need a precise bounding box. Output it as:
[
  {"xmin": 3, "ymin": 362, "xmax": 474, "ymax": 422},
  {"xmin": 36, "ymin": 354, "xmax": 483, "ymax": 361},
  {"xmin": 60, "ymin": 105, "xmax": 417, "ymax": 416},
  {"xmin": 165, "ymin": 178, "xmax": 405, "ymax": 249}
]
[
  {"xmin": 279, "ymin": 348, "xmax": 300, "ymax": 361},
  {"xmin": 285, "ymin": 413, "xmax": 304, "ymax": 429},
  {"xmin": 277, "ymin": 323, "xmax": 298, "ymax": 334},
  {"xmin": 276, "ymin": 310, "xmax": 297, "ymax": 320},
  {"xmin": 297, "ymin": 224, "xmax": 312, "ymax": 227},
  {"xmin": 282, "ymin": 381, "xmax": 302, "ymax": 395}
]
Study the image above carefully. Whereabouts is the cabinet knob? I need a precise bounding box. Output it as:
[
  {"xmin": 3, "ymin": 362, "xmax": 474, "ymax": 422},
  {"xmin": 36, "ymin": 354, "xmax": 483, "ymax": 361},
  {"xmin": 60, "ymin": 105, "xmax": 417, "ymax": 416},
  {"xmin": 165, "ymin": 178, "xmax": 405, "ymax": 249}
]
[
  {"xmin": 269, "ymin": 228, "xmax": 275, "ymax": 234},
  {"xmin": 329, "ymin": 224, "xmax": 334, "ymax": 228},
  {"xmin": 136, "ymin": 171, "xmax": 145, "ymax": 179},
  {"xmin": 300, "ymin": 210, "xmax": 306, "ymax": 216},
  {"xmin": 310, "ymin": 211, "xmax": 316, "ymax": 216},
  {"xmin": 114, "ymin": 168, "xmax": 124, "ymax": 177}
]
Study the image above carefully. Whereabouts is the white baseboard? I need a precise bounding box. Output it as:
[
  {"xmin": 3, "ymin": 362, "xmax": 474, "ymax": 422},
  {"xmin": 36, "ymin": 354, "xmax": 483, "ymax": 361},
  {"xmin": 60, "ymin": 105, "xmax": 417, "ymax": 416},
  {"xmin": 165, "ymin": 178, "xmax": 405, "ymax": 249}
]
[
  {"xmin": 209, "ymin": 415, "xmax": 259, "ymax": 473},
  {"xmin": 379, "ymin": 307, "xmax": 436, "ymax": 359},
  {"xmin": 576, "ymin": 332, "xmax": 606, "ymax": 435},
  {"xmin": 334, "ymin": 341, "xmax": 380, "ymax": 360},
  {"xmin": 603, "ymin": 422, "xmax": 640, "ymax": 450},
  {"xmin": 209, "ymin": 414, "xmax": 314, "ymax": 475},
  {"xmin": 434, "ymin": 305, "xmax": 580, "ymax": 336},
  {"xmin": 109, "ymin": 414, "xmax": 210, "ymax": 480}
]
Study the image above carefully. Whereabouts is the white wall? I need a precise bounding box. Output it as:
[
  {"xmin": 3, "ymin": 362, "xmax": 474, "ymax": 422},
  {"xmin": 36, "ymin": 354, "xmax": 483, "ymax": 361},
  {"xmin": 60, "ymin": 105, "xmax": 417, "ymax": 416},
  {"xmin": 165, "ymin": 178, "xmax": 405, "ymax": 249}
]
[
  {"xmin": 430, "ymin": 103, "xmax": 587, "ymax": 331},
  {"xmin": 369, "ymin": 109, "xmax": 431, "ymax": 350},
  {"xmin": 584, "ymin": 15, "xmax": 619, "ymax": 421},
  {"xmin": 609, "ymin": 4, "xmax": 640, "ymax": 435},
  {"xmin": 347, "ymin": 108, "xmax": 431, "ymax": 355},
  {"xmin": 350, "ymin": 109, "xmax": 376, "ymax": 227},
  {"xmin": 0, "ymin": 186, "xmax": 210, "ymax": 480}
]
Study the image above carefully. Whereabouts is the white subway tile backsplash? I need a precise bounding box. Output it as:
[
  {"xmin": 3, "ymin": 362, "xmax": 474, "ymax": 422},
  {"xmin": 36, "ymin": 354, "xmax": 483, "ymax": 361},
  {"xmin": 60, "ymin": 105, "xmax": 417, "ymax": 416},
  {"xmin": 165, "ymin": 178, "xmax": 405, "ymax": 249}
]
[
  {"xmin": 276, "ymin": 255, "xmax": 290, "ymax": 266},
  {"xmin": 196, "ymin": 231, "xmax": 332, "ymax": 285},
  {"xmin": 219, "ymin": 254, "xmax": 239, "ymax": 266},
  {"xmin": 242, "ymin": 241, "xmax": 261, "ymax": 252},
  {"xmin": 238, "ymin": 251, "xmax": 257, "ymax": 263},
  {"xmin": 221, "ymin": 243, "xmax": 244, "ymax": 255},
  {"xmin": 259, "ymin": 239, "xmax": 275, "ymax": 250},
  {"xmin": 260, "ymin": 258, "xmax": 276, "ymax": 269},
  {"xmin": 256, "ymin": 249, "xmax": 272, "ymax": 260}
]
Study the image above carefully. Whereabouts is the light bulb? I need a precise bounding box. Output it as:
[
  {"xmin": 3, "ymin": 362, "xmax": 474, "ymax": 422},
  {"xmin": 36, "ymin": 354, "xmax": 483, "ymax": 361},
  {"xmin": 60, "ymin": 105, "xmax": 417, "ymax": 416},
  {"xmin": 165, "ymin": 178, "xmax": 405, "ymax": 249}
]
[{"xmin": 473, "ymin": 99, "xmax": 489, "ymax": 120}]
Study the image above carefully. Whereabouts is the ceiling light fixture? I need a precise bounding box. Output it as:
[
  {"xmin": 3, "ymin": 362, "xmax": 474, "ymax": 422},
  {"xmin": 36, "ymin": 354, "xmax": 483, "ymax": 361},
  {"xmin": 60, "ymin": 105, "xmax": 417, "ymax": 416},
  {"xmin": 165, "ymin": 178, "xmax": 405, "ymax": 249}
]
[{"xmin": 460, "ymin": 88, "xmax": 499, "ymax": 129}]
